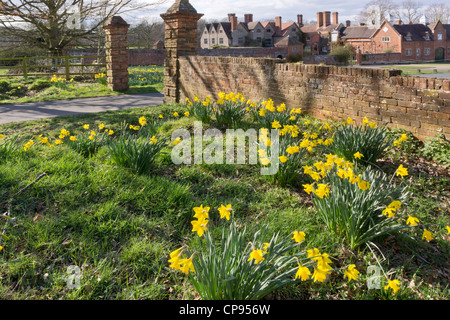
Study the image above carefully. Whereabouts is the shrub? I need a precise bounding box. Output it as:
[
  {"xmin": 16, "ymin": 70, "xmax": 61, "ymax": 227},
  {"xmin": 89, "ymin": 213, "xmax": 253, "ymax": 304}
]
[
  {"xmin": 66, "ymin": 124, "xmax": 111, "ymax": 157},
  {"xmin": 108, "ymin": 133, "xmax": 167, "ymax": 174},
  {"xmin": 214, "ymin": 92, "xmax": 249, "ymax": 129},
  {"xmin": 0, "ymin": 80, "xmax": 11, "ymax": 93},
  {"xmin": 330, "ymin": 45, "xmax": 353, "ymax": 64},
  {"xmin": 169, "ymin": 205, "xmax": 334, "ymax": 300},
  {"xmin": 305, "ymin": 155, "xmax": 409, "ymax": 249},
  {"xmin": 29, "ymin": 79, "xmax": 52, "ymax": 91},
  {"xmin": 326, "ymin": 117, "xmax": 394, "ymax": 166},
  {"xmin": 421, "ymin": 134, "xmax": 450, "ymax": 167},
  {"xmin": 0, "ymin": 135, "xmax": 20, "ymax": 159},
  {"xmin": 184, "ymin": 95, "xmax": 214, "ymax": 124}
]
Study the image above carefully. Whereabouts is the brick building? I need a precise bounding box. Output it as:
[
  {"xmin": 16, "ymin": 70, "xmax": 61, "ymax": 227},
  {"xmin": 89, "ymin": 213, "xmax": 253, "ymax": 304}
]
[
  {"xmin": 341, "ymin": 19, "xmax": 450, "ymax": 62},
  {"xmin": 200, "ymin": 13, "xmax": 303, "ymax": 51},
  {"xmin": 300, "ymin": 11, "xmax": 345, "ymax": 55}
]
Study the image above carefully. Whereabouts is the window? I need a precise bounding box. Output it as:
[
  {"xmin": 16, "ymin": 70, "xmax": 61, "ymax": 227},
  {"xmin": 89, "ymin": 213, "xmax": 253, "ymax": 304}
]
[
  {"xmin": 256, "ymin": 37, "xmax": 262, "ymax": 42},
  {"xmin": 266, "ymin": 29, "xmax": 271, "ymax": 32},
  {"xmin": 212, "ymin": 31, "xmax": 214, "ymax": 34},
  {"xmin": 204, "ymin": 31, "xmax": 207, "ymax": 34},
  {"xmin": 405, "ymin": 49, "xmax": 412, "ymax": 56},
  {"xmin": 448, "ymin": 47, "xmax": 450, "ymax": 54},
  {"xmin": 292, "ymin": 46, "xmax": 298, "ymax": 52},
  {"xmin": 211, "ymin": 38, "xmax": 215, "ymax": 44},
  {"xmin": 256, "ymin": 29, "xmax": 261, "ymax": 33},
  {"xmin": 204, "ymin": 38, "xmax": 208, "ymax": 44},
  {"xmin": 219, "ymin": 30, "xmax": 223, "ymax": 33},
  {"xmin": 219, "ymin": 38, "xmax": 223, "ymax": 44},
  {"xmin": 437, "ymin": 33, "xmax": 443, "ymax": 40},
  {"xmin": 416, "ymin": 48, "xmax": 421, "ymax": 57},
  {"xmin": 382, "ymin": 37, "xmax": 390, "ymax": 42},
  {"xmin": 306, "ymin": 36, "xmax": 310, "ymax": 41},
  {"xmin": 424, "ymin": 48, "xmax": 431, "ymax": 56}
]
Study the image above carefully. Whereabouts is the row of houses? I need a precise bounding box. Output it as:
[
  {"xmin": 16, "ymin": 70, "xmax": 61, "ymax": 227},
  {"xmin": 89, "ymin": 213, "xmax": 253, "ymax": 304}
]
[{"xmin": 200, "ymin": 11, "xmax": 450, "ymax": 63}]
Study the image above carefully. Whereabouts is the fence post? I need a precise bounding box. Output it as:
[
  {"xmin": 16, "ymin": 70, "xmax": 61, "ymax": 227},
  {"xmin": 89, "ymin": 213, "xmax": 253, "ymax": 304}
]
[
  {"xmin": 160, "ymin": 0, "xmax": 203, "ymax": 103},
  {"xmin": 22, "ymin": 57, "xmax": 28, "ymax": 78},
  {"xmin": 65, "ymin": 55, "xmax": 70, "ymax": 80},
  {"xmin": 103, "ymin": 16, "xmax": 130, "ymax": 91}
]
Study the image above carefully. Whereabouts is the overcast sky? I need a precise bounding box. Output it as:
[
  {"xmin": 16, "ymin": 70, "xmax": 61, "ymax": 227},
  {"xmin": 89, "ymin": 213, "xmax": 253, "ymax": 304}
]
[{"xmin": 123, "ymin": 0, "xmax": 372, "ymax": 24}]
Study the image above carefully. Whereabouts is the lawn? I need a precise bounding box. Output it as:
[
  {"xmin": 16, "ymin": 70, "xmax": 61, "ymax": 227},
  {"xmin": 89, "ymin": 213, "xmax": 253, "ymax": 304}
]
[
  {"xmin": 0, "ymin": 66, "xmax": 164, "ymax": 105},
  {"xmin": 0, "ymin": 95, "xmax": 449, "ymax": 300},
  {"xmin": 380, "ymin": 63, "xmax": 450, "ymax": 76}
]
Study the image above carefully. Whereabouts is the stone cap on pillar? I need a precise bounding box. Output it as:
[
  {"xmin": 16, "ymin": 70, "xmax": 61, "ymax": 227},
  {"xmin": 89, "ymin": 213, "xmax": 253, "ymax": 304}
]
[
  {"xmin": 104, "ymin": 16, "xmax": 130, "ymax": 29},
  {"xmin": 161, "ymin": 0, "xmax": 203, "ymax": 19}
]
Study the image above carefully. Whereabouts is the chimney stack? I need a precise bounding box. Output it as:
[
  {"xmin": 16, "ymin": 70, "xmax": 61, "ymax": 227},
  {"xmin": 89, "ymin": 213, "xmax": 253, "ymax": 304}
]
[
  {"xmin": 333, "ymin": 12, "xmax": 338, "ymax": 25},
  {"xmin": 275, "ymin": 16, "xmax": 282, "ymax": 29},
  {"xmin": 394, "ymin": 19, "xmax": 402, "ymax": 25},
  {"xmin": 231, "ymin": 16, "xmax": 238, "ymax": 30},
  {"xmin": 317, "ymin": 12, "xmax": 323, "ymax": 27},
  {"xmin": 324, "ymin": 11, "xmax": 331, "ymax": 26},
  {"xmin": 297, "ymin": 14, "xmax": 303, "ymax": 27},
  {"xmin": 228, "ymin": 13, "xmax": 235, "ymax": 22},
  {"xmin": 244, "ymin": 14, "xmax": 253, "ymax": 23},
  {"xmin": 346, "ymin": 20, "xmax": 351, "ymax": 27}
]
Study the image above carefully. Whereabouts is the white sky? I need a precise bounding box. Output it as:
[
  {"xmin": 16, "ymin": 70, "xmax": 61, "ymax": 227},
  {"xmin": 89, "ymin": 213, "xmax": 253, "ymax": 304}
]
[{"xmin": 122, "ymin": 0, "xmax": 370, "ymax": 25}]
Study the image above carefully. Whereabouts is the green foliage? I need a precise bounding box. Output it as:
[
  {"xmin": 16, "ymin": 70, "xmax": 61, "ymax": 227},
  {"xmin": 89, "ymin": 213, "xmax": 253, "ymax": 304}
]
[
  {"xmin": 186, "ymin": 221, "xmax": 303, "ymax": 300},
  {"xmin": 0, "ymin": 80, "xmax": 11, "ymax": 93},
  {"xmin": 184, "ymin": 96, "xmax": 214, "ymax": 124},
  {"xmin": 312, "ymin": 165, "xmax": 409, "ymax": 249},
  {"xmin": 214, "ymin": 98, "xmax": 248, "ymax": 129},
  {"xmin": 107, "ymin": 133, "xmax": 167, "ymax": 174},
  {"xmin": 421, "ymin": 134, "xmax": 450, "ymax": 166},
  {"xmin": 29, "ymin": 79, "xmax": 52, "ymax": 91},
  {"xmin": 0, "ymin": 135, "xmax": 20, "ymax": 159},
  {"xmin": 330, "ymin": 45, "xmax": 353, "ymax": 64},
  {"xmin": 327, "ymin": 121, "xmax": 394, "ymax": 166}
]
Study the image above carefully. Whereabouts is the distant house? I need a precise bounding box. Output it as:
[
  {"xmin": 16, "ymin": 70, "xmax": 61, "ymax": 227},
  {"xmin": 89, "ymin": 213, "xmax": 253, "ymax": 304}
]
[
  {"xmin": 200, "ymin": 13, "xmax": 305, "ymax": 50},
  {"xmin": 363, "ymin": 19, "xmax": 450, "ymax": 62},
  {"xmin": 300, "ymin": 11, "xmax": 345, "ymax": 55},
  {"xmin": 339, "ymin": 25, "xmax": 378, "ymax": 53},
  {"xmin": 274, "ymin": 35, "xmax": 304, "ymax": 57}
]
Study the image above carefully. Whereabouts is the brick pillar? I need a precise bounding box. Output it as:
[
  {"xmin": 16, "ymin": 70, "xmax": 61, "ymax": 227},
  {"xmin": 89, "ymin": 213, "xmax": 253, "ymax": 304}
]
[
  {"xmin": 160, "ymin": 0, "xmax": 203, "ymax": 103},
  {"xmin": 104, "ymin": 16, "xmax": 130, "ymax": 91},
  {"xmin": 356, "ymin": 48, "xmax": 362, "ymax": 65}
]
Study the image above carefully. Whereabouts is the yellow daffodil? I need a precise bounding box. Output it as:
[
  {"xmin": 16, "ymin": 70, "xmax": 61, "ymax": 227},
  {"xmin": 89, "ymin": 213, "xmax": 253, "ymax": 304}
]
[
  {"xmin": 218, "ymin": 204, "xmax": 232, "ymax": 220},
  {"xmin": 98, "ymin": 124, "xmax": 105, "ymax": 130},
  {"xmin": 344, "ymin": 264, "xmax": 359, "ymax": 282},
  {"xmin": 295, "ymin": 264, "xmax": 311, "ymax": 281},
  {"xmin": 191, "ymin": 216, "xmax": 208, "ymax": 237},
  {"xmin": 260, "ymin": 158, "xmax": 271, "ymax": 166},
  {"xmin": 108, "ymin": 130, "xmax": 114, "ymax": 135},
  {"xmin": 406, "ymin": 216, "xmax": 419, "ymax": 226},
  {"xmin": 179, "ymin": 256, "xmax": 195, "ymax": 274},
  {"xmin": 173, "ymin": 112, "xmax": 179, "ymax": 117},
  {"xmin": 292, "ymin": 231, "xmax": 306, "ymax": 243},
  {"xmin": 172, "ymin": 137, "xmax": 181, "ymax": 145},
  {"xmin": 83, "ymin": 124, "xmax": 89, "ymax": 130},
  {"xmin": 354, "ymin": 152, "xmax": 364, "ymax": 159},
  {"xmin": 88, "ymin": 136, "xmax": 94, "ymax": 140},
  {"xmin": 384, "ymin": 279, "xmax": 400, "ymax": 294},
  {"xmin": 395, "ymin": 165, "xmax": 408, "ymax": 178},
  {"xmin": 263, "ymin": 243, "xmax": 270, "ymax": 254},
  {"xmin": 139, "ymin": 116, "xmax": 147, "ymax": 126},
  {"xmin": 159, "ymin": 114, "xmax": 164, "ymax": 119},
  {"xmin": 248, "ymin": 247, "xmax": 265, "ymax": 264},
  {"xmin": 184, "ymin": 111, "xmax": 190, "ymax": 117},
  {"xmin": 168, "ymin": 247, "xmax": 184, "ymax": 270},
  {"xmin": 150, "ymin": 136, "xmax": 158, "ymax": 145},
  {"xmin": 0, "ymin": 134, "xmax": 4, "ymax": 139},
  {"xmin": 303, "ymin": 184, "xmax": 315, "ymax": 195},
  {"xmin": 272, "ymin": 120, "xmax": 281, "ymax": 129},
  {"xmin": 193, "ymin": 205, "xmax": 210, "ymax": 220},
  {"xmin": 422, "ymin": 229, "xmax": 433, "ymax": 242},
  {"xmin": 279, "ymin": 155, "xmax": 288, "ymax": 163},
  {"xmin": 69, "ymin": 136, "xmax": 77, "ymax": 141},
  {"xmin": 346, "ymin": 117, "xmax": 353, "ymax": 125}
]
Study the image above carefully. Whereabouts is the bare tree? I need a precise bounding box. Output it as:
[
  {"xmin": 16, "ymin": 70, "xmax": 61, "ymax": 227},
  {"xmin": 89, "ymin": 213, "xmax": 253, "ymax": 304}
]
[
  {"xmin": 400, "ymin": 0, "xmax": 422, "ymax": 24},
  {"xmin": 359, "ymin": 0, "xmax": 399, "ymax": 26},
  {"xmin": 128, "ymin": 19, "xmax": 164, "ymax": 49},
  {"xmin": 0, "ymin": 0, "xmax": 167, "ymax": 56},
  {"xmin": 426, "ymin": 3, "xmax": 450, "ymax": 24}
]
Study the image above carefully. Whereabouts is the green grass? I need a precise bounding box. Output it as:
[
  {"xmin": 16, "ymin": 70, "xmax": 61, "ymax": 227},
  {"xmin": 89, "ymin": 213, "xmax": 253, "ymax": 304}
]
[
  {"xmin": 0, "ymin": 106, "xmax": 448, "ymax": 300},
  {"xmin": 0, "ymin": 66, "xmax": 164, "ymax": 105},
  {"xmin": 380, "ymin": 64, "xmax": 450, "ymax": 76}
]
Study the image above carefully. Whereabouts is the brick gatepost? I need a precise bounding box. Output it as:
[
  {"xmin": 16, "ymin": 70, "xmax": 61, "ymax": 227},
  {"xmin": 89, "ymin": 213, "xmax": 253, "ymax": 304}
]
[
  {"xmin": 104, "ymin": 16, "xmax": 130, "ymax": 91},
  {"xmin": 161, "ymin": 0, "xmax": 203, "ymax": 103}
]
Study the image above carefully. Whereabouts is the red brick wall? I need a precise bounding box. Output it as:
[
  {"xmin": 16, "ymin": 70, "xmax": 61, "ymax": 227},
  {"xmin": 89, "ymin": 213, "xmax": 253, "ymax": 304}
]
[
  {"xmin": 178, "ymin": 56, "xmax": 450, "ymax": 140},
  {"xmin": 360, "ymin": 53, "xmax": 402, "ymax": 64}
]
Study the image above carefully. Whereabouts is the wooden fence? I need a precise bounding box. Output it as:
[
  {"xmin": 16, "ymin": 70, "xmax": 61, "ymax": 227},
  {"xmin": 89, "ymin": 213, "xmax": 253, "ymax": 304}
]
[{"xmin": 0, "ymin": 54, "xmax": 106, "ymax": 79}]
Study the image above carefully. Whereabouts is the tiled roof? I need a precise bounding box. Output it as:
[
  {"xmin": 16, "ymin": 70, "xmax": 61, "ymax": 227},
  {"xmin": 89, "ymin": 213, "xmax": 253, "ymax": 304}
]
[
  {"xmin": 393, "ymin": 24, "xmax": 434, "ymax": 41},
  {"xmin": 300, "ymin": 24, "xmax": 340, "ymax": 33},
  {"xmin": 275, "ymin": 35, "xmax": 304, "ymax": 46},
  {"xmin": 340, "ymin": 26, "xmax": 378, "ymax": 39}
]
